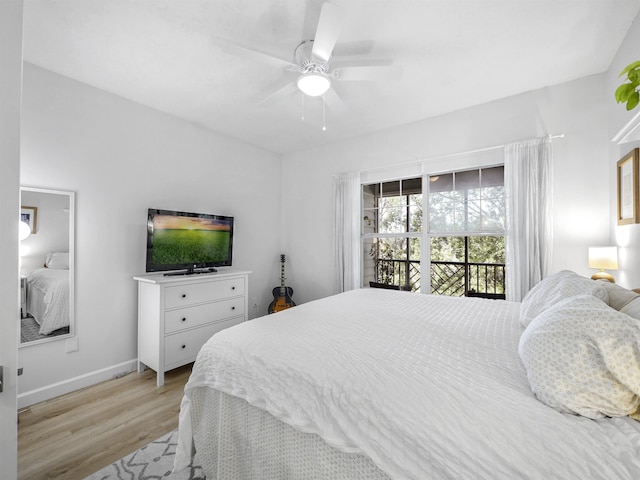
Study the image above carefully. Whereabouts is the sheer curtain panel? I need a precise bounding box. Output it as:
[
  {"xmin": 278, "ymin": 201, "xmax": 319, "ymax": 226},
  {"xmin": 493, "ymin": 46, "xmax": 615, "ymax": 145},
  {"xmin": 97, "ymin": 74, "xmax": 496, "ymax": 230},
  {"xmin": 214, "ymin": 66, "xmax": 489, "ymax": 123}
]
[
  {"xmin": 504, "ymin": 137, "xmax": 553, "ymax": 302},
  {"xmin": 333, "ymin": 172, "xmax": 361, "ymax": 293}
]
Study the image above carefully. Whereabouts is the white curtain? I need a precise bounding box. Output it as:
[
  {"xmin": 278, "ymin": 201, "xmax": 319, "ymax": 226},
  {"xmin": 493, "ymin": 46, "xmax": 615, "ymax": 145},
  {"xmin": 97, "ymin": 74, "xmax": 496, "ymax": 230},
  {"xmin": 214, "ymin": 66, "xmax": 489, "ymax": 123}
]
[
  {"xmin": 332, "ymin": 171, "xmax": 361, "ymax": 293},
  {"xmin": 504, "ymin": 137, "xmax": 553, "ymax": 302}
]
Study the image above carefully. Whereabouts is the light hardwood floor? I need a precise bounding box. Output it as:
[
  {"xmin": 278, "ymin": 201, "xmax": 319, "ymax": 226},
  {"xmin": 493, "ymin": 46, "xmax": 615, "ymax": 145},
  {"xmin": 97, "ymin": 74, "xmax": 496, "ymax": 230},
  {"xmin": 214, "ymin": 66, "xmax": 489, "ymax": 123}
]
[{"xmin": 18, "ymin": 364, "xmax": 193, "ymax": 480}]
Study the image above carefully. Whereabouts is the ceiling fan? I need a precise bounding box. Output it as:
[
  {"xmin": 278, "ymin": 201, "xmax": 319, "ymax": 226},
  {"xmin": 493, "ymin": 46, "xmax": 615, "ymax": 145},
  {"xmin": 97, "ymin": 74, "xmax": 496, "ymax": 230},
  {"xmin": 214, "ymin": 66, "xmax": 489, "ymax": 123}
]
[{"xmin": 223, "ymin": 2, "xmax": 402, "ymax": 112}]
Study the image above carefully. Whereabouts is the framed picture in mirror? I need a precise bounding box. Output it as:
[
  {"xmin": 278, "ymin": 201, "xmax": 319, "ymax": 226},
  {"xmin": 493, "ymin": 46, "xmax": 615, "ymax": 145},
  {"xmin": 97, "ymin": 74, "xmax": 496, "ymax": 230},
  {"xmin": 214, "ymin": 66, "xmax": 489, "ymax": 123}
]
[{"xmin": 20, "ymin": 206, "xmax": 38, "ymax": 234}]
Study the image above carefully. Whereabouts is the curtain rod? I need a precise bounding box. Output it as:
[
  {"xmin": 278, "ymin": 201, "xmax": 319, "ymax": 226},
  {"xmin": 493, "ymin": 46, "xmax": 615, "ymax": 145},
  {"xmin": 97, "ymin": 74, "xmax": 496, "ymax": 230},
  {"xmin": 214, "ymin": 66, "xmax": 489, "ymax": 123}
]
[
  {"xmin": 418, "ymin": 134, "xmax": 565, "ymax": 163},
  {"xmin": 353, "ymin": 134, "xmax": 565, "ymax": 177}
]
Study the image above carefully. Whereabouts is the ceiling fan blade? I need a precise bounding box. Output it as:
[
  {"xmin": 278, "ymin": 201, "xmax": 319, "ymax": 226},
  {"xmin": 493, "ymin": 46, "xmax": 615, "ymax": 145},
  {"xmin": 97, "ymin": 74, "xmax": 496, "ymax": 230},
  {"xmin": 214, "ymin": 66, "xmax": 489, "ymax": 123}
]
[
  {"xmin": 258, "ymin": 82, "xmax": 299, "ymax": 107},
  {"xmin": 332, "ymin": 40, "xmax": 375, "ymax": 58},
  {"xmin": 312, "ymin": 3, "xmax": 346, "ymax": 62},
  {"xmin": 221, "ymin": 40, "xmax": 298, "ymax": 71},
  {"xmin": 322, "ymin": 88, "xmax": 347, "ymax": 114},
  {"xmin": 334, "ymin": 65, "xmax": 403, "ymax": 82}
]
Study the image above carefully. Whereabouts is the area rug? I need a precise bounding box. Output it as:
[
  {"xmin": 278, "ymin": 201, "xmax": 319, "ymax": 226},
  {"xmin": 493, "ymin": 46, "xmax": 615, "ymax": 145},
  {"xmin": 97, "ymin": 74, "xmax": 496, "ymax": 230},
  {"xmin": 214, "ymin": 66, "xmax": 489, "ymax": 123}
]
[
  {"xmin": 84, "ymin": 430, "xmax": 205, "ymax": 480},
  {"xmin": 20, "ymin": 315, "xmax": 69, "ymax": 343}
]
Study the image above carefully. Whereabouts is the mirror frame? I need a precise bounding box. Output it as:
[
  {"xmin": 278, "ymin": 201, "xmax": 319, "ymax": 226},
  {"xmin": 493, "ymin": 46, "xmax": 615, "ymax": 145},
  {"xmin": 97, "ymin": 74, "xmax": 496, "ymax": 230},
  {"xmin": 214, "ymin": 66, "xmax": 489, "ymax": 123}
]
[{"xmin": 19, "ymin": 186, "xmax": 75, "ymax": 347}]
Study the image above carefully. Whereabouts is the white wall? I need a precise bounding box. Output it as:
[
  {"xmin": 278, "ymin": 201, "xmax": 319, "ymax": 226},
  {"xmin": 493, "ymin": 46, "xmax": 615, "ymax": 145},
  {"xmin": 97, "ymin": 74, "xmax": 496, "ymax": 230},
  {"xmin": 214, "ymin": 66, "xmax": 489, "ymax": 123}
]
[
  {"xmin": 281, "ymin": 73, "xmax": 612, "ymax": 303},
  {"xmin": 18, "ymin": 64, "xmax": 282, "ymax": 405},
  {"xmin": 606, "ymin": 14, "xmax": 640, "ymax": 288}
]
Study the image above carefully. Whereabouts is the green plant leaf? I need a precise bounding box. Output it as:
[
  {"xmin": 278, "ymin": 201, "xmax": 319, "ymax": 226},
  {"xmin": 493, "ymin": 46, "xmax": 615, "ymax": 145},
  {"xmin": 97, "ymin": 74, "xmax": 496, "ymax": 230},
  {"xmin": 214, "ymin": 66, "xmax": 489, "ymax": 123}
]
[
  {"xmin": 627, "ymin": 91, "xmax": 640, "ymax": 111},
  {"xmin": 620, "ymin": 60, "xmax": 640, "ymax": 76},
  {"xmin": 616, "ymin": 83, "xmax": 635, "ymax": 102}
]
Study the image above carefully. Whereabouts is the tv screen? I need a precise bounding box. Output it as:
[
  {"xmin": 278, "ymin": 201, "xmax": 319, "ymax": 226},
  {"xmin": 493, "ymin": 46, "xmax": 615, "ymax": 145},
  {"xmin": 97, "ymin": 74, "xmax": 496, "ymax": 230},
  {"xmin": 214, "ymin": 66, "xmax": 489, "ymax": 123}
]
[{"xmin": 146, "ymin": 208, "xmax": 234, "ymax": 274}]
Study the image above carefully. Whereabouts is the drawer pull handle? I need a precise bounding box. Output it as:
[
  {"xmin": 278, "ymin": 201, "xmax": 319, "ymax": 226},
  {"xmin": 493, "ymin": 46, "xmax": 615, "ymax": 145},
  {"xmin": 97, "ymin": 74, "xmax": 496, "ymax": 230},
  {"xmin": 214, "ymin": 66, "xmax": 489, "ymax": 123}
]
[
  {"xmin": 181, "ymin": 344, "xmax": 186, "ymax": 349},
  {"xmin": 231, "ymin": 286, "xmax": 236, "ymax": 290},
  {"xmin": 181, "ymin": 294, "xmax": 187, "ymax": 298},
  {"xmin": 181, "ymin": 317, "xmax": 187, "ymax": 322},
  {"xmin": 231, "ymin": 306, "xmax": 236, "ymax": 310}
]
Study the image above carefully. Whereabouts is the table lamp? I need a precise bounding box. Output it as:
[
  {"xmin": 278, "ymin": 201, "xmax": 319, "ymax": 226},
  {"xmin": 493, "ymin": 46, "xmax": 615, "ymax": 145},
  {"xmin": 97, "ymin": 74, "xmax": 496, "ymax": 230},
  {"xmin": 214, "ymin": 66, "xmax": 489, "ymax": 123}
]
[{"xmin": 588, "ymin": 246, "xmax": 618, "ymax": 283}]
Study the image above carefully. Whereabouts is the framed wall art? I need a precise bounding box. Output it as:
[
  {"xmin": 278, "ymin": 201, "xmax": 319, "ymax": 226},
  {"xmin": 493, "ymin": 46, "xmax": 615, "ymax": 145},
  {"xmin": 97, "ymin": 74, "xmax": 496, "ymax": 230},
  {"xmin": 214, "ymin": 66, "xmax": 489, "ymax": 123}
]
[
  {"xmin": 617, "ymin": 148, "xmax": 640, "ymax": 225},
  {"xmin": 20, "ymin": 205, "xmax": 38, "ymax": 234}
]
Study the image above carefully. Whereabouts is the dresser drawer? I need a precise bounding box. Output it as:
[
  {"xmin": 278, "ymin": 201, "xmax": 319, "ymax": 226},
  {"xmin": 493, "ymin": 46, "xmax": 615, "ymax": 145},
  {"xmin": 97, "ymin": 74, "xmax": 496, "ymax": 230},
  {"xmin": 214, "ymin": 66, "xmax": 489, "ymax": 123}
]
[
  {"xmin": 164, "ymin": 277, "xmax": 245, "ymax": 308},
  {"xmin": 164, "ymin": 317, "xmax": 243, "ymax": 367},
  {"xmin": 164, "ymin": 298, "xmax": 245, "ymax": 334}
]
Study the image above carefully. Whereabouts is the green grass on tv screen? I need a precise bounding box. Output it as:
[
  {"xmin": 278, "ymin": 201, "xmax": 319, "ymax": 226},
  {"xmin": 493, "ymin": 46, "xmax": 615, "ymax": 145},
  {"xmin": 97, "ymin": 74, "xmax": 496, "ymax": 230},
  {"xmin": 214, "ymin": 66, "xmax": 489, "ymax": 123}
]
[{"xmin": 152, "ymin": 229, "xmax": 231, "ymax": 265}]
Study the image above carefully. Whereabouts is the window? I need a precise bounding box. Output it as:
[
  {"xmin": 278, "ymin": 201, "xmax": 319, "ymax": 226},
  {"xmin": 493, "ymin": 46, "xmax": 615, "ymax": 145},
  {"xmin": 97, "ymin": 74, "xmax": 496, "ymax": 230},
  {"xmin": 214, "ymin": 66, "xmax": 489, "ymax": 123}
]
[
  {"xmin": 362, "ymin": 178, "xmax": 422, "ymax": 292},
  {"xmin": 362, "ymin": 166, "xmax": 505, "ymax": 297},
  {"xmin": 428, "ymin": 166, "xmax": 505, "ymax": 297}
]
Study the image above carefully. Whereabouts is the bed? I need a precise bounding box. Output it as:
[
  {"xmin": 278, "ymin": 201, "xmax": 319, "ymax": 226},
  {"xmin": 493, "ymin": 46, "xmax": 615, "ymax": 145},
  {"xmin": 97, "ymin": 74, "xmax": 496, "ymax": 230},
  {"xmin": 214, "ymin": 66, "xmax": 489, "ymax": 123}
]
[
  {"xmin": 174, "ymin": 270, "xmax": 640, "ymax": 479},
  {"xmin": 25, "ymin": 253, "xmax": 70, "ymax": 335}
]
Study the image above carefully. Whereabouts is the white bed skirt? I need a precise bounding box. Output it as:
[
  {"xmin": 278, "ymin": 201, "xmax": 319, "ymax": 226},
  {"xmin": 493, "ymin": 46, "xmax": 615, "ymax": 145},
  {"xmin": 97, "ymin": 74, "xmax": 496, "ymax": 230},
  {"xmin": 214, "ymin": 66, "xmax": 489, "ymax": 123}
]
[{"xmin": 190, "ymin": 387, "xmax": 392, "ymax": 480}]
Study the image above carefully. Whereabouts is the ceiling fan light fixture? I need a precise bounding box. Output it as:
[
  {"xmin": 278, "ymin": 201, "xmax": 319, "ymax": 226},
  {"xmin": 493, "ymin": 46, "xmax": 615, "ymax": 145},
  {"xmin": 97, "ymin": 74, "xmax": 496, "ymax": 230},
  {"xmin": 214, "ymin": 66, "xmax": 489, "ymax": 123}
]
[{"xmin": 297, "ymin": 73, "xmax": 331, "ymax": 97}]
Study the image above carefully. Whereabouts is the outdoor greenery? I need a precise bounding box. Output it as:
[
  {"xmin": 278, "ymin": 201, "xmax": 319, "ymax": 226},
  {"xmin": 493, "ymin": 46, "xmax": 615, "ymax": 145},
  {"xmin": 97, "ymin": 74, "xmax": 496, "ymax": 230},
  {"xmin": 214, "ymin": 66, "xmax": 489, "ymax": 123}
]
[
  {"xmin": 371, "ymin": 193, "xmax": 422, "ymax": 291},
  {"xmin": 429, "ymin": 236, "xmax": 505, "ymax": 296},
  {"xmin": 615, "ymin": 60, "xmax": 640, "ymax": 111}
]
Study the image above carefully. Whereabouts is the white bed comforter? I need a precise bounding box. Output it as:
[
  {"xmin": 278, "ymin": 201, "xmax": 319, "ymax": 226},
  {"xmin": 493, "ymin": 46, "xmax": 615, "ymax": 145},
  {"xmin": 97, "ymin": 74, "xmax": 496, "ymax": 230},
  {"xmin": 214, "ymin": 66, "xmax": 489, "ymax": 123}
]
[
  {"xmin": 175, "ymin": 288, "xmax": 640, "ymax": 479},
  {"xmin": 26, "ymin": 267, "xmax": 70, "ymax": 334}
]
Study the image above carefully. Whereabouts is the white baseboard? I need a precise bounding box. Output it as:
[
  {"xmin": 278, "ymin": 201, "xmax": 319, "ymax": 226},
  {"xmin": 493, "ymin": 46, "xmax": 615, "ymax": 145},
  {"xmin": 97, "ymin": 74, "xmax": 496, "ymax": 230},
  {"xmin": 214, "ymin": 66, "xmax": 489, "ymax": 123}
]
[{"xmin": 17, "ymin": 359, "xmax": 138, "ymax": 409}]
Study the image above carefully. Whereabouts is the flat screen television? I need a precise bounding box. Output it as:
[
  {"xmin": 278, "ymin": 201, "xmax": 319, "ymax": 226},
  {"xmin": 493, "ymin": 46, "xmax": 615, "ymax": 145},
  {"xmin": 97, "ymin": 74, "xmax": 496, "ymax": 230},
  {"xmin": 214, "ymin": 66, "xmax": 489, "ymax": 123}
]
[{"xmin": 146, "ymin": 208, "xmax": 234, "ymax": 275}]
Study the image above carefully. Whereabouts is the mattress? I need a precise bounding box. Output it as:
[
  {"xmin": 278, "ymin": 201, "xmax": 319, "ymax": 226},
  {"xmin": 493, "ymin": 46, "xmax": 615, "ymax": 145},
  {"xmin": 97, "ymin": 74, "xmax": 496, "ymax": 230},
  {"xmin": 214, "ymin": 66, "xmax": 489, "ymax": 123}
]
[{"xmin": 175, "ymin": 288, "xmax": 640, "ymax": 479}]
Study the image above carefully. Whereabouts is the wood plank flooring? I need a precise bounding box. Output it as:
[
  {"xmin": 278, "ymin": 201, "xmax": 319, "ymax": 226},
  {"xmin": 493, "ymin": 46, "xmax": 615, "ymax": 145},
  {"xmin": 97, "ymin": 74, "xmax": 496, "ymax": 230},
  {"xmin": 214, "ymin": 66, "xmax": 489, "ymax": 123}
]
[{"xmin": 17, "ymin": 364, "xmax": 193, "ymax": 480}]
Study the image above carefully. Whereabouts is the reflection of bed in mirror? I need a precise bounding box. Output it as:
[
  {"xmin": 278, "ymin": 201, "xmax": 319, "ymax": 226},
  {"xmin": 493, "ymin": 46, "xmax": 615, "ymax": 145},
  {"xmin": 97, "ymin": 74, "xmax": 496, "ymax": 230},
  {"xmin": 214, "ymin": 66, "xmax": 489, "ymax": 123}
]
[
  {"xmin": 19, "ymin": 186, "xmax": 75, "ymax": 345},
  {"xmin": 25, "ymin": 253, "xmax": 70, "ymax": 337}
]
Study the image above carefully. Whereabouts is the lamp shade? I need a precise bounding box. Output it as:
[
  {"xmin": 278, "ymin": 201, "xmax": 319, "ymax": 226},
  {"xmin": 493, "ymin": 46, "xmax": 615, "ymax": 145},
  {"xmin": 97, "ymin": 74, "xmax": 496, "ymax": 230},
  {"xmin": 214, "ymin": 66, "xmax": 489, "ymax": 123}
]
[
  {"xmin": 588, "ymin": 246, "xmax": 619, "ymax": 270},
  {"xmin": 297, "ymin": 73, "xmax": 331, "ymax": 97},
  {"xmin": 19, "ymin": 220, "xmax": 31, "ymax": 241}
]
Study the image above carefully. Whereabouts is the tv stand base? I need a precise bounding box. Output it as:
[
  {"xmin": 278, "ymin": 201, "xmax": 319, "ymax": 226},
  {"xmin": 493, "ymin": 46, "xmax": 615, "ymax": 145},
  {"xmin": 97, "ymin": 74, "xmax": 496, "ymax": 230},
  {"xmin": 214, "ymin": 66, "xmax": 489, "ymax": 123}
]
[{"xmin": 163, "ymin": 267, "xmax": 218, "ymax": 277}]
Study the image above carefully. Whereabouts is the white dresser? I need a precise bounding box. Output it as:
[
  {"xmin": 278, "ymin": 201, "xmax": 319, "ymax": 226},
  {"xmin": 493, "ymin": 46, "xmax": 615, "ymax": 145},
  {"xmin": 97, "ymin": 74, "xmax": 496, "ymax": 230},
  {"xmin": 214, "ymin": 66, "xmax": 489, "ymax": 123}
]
[{"xmin": 134, "ymin": 269, "xmax": 251, "ymax": 386}]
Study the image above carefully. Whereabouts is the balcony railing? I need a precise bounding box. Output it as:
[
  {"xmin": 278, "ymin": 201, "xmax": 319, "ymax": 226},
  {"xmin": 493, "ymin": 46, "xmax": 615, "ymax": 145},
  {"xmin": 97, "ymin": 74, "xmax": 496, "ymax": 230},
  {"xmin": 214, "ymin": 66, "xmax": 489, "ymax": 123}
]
[
  {"xmin": 375, "ymin": 259, "xmax": 421, "ymax": 292},
  {"xmin": 374, "ymin": 259, "xmax": 506, "ymax": 299}
]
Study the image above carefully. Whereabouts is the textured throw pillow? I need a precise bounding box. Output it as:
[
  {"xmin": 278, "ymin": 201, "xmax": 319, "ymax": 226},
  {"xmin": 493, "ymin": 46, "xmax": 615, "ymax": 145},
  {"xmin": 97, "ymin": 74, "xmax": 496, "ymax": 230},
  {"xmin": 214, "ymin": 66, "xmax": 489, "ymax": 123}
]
[
  {"xmin": 519, "ymin": 294, "xmax": 640, "ymax": 419},
  {"xmin": 519, "ymin": 270, "xmax": 608, "ymax": 328},
  {"xmin": 596, "ymin": 280, "xmax": 640, "ymax": 310}
]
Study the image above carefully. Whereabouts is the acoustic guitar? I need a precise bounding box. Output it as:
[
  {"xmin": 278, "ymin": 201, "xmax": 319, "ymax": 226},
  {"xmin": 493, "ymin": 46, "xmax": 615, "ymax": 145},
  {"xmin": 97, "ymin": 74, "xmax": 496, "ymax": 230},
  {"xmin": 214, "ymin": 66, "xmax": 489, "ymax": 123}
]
[{"xmin": 268, "ymin": 254, "xmax": 296, "ymax": 314}]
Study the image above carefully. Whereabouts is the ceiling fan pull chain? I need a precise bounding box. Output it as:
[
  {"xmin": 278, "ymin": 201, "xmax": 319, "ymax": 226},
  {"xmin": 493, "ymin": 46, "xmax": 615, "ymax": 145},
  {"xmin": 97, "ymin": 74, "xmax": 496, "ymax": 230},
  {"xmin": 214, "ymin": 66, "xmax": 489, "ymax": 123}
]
[
  {"xmin": 301, "ymin": 94, "xmax": 305, "ymax": 121},
  {"xmin": 322, "ymin": 98, "xmax": 327, "ymax": 132}
]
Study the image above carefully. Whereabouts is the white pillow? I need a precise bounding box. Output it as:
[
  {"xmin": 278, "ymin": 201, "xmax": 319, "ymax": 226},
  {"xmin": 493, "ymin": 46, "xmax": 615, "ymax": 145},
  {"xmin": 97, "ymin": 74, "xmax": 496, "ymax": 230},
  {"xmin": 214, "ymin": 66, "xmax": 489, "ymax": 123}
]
[
  {"xmin": 46, "ymin": 252, "xmax": 69, "ymax": 269},
  {"xmin": 596, "ymin": 280, "xmax": 639, "ymax": 310},
  {"xmin": 519, "ymin": 294, "xmax": 640, "ymax": 419},
  {"xmin": 621, "ymin": 297, "xmax": 640, "ymax": 321},
  {"xmin": 519, "ymin": 270, "xmax": 608, "ymax": 328}
]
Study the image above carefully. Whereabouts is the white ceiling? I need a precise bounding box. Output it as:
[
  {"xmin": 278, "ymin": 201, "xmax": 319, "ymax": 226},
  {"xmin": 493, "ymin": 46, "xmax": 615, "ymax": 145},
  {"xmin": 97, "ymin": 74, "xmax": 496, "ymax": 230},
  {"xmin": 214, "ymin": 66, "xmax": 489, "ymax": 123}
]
[{"xmin": 22, "ymin": 0, "xmax": 640, "ymax": 155}]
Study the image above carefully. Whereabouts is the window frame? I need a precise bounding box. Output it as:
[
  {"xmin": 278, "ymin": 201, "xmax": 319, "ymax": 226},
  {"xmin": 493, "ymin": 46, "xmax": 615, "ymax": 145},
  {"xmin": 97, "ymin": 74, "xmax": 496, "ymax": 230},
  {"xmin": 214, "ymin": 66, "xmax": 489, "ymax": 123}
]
[
  {"xmin": 362, "ymin": 178, "xmax": 423, "ymax": 292},
  {"xmin": 361, "ymin": 159, "xmax": 506, "ymax": 296}
]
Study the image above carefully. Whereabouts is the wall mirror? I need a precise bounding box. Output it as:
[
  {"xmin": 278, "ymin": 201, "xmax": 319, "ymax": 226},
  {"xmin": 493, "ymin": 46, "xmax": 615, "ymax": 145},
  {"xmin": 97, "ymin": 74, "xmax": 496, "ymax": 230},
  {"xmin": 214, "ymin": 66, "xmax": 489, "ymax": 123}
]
[{"xmin": 19, "ymin": 186, "xmax": 75, "ymax": 346}]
